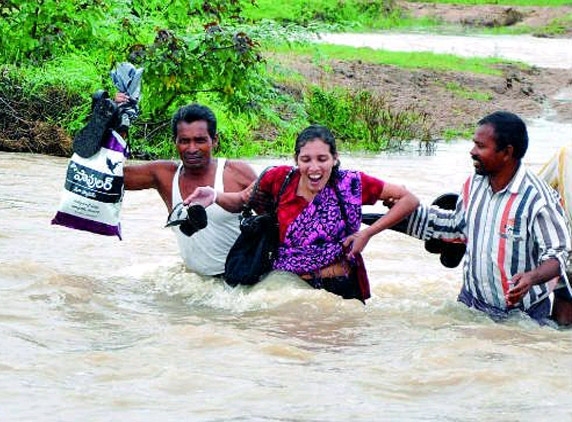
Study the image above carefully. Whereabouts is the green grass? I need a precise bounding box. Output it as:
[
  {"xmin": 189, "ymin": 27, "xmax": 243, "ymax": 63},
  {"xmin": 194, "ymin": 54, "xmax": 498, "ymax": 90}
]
[
  {"xmin": 270, "ymin": 42, "xmax": 518, "ymax": 76},
  {"xmin": 243, "ymin": 1, "xmax": 304, "ymax": 22},
  {"xmin": 532, "ymin": 12, "xmax": 572, "ymax": 35},
  {"xmin": 443, "ymin": 81, "xmax": 494, "ymax": 101},
  {"xmin": 246, "ymin": 0, "xmax": 572, "ymax": 23},
  {"xmin": 441, "ymin": 127, "xmax": 474, "ymax": 141},
  {"xmin": 243, "ymin": 0, "xmax": 442, "ymax": 31}
]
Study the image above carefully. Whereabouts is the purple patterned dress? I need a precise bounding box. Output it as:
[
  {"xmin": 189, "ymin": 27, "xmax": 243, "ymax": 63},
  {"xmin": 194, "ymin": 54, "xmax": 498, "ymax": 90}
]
[{"xmin": 273, "ymin": 170, "xmax": 362, "ymax": 275}]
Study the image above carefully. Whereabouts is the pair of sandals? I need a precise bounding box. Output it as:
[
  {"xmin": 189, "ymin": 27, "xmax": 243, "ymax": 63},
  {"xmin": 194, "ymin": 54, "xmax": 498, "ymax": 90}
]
[
  {"xmin": 73, "ymin": 62, "xmax": 142, "ymax": 159},
  {"xmin": 165, "ymin": 203, "xmax": 208, "ymax": 237},
  {"xmin": 421, "ymin": 193, "xmax": 466, "ymax": 268},
  {"xmin": 72, "ymin": 90, "xmax": 118, "ymax": 158},
  {"xmin": 72, "ymin": 90, "xmax": 141, "ymax": 158}
]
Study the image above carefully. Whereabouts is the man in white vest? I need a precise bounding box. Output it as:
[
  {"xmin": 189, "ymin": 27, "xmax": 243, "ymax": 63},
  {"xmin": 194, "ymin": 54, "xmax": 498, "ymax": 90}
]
[{"xmin": 124, "ymin": 103, "xmax": 257, "ymax": 276}]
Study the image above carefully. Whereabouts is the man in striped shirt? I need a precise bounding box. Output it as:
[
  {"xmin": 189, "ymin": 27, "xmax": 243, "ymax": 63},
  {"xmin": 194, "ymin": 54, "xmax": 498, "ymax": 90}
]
[{"xmin": 406, "ymin": 111, "xmax": 572, "ymax": 325}]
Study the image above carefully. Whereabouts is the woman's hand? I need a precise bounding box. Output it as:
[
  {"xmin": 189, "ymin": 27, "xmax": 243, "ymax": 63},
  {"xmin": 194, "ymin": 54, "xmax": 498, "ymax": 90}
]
[
  {"xmin": 342, "ymin": 229, "xmax": 372, "ymax": 259},
  {"xmin": 183, "ymin": 187, "xmax": 217, "ymax": 208}
]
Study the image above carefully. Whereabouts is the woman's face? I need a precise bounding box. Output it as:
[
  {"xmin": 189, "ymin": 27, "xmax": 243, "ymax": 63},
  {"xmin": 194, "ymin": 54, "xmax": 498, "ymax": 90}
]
[{"xmin": 295, "ymin": 138, "xmax": 338, "ymax": 194}]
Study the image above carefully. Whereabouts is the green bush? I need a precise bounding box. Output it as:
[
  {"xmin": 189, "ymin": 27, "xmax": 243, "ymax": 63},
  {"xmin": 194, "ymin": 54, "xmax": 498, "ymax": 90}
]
[{"xmin": 303, "ymin": 85, "xmax": 433, "ymax": 152}]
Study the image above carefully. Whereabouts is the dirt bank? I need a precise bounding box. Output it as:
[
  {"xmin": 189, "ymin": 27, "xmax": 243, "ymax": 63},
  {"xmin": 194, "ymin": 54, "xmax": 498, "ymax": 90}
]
[
  {"xmin": 277, "ymin": 2, "xmax": 572, "ymax": 138},
  {"xmin": 279, "ymin": 55, "xmax": 572, "ymax": 137},
  {"xmin": 400, "ymin": 2, "xmax": 572, "ymax": 38},
  {"xmin": 274, "ymin": 1, "xmax": 572, "ymax": 134}
]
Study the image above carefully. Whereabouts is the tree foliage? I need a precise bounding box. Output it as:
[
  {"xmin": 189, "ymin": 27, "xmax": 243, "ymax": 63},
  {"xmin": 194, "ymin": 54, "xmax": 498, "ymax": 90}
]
[
  {"xmin": 131, "ymin": 25, "xmax": 265, "ymax": 119},
  {"xmin": 0, "ymin": 0, "xmax": 270, "ymax": 124},
  {"xmin": 0, "ymin": 0, "xmax": 114, "ymax": 63}
]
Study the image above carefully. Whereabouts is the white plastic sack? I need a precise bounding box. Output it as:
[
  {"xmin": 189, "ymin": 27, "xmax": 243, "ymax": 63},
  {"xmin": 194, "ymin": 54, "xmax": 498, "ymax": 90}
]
[{"xmin": 51, "ymin": 130, "xmax": 128, "ymax": 239}]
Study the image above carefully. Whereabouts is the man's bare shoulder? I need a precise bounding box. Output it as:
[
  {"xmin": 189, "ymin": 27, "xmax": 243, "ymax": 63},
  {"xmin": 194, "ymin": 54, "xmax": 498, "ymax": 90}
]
[{"xmin": 223, "ymin": 159, "xmax": 257, "ymax": 190}]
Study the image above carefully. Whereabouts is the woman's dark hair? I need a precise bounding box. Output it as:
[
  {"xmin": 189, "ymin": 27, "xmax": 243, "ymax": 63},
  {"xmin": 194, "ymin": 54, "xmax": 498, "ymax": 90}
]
[
  {"xmin": 294, "ymin": 124, "xmax": 340, "ymax": 181},
  {"xmin": 477, "ymin": 111, "xmax": 528, "ymax": 159},
  {"xmin": 171, "ymin": 104, "xmax": 217, "ymax": 140},
  {"xmin": 294, "ymin": 125, "xmax": 338, "ymax": 157}
]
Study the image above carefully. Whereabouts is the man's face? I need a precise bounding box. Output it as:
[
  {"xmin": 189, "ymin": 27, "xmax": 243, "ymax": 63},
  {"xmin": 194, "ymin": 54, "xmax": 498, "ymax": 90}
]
[
  {"xmin": 470, "ymin": 123, "xmax": 508, "ymax": 176},
  {"xmin": 175, "ymin": 120, "xmax": 217, "ymax": 170}
]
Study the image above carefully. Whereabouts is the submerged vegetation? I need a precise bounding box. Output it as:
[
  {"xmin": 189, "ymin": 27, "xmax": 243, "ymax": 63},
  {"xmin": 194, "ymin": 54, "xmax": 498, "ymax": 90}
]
[{"xmin": 0, "ymin": 0, "xmax": 570, "ymax": 158}]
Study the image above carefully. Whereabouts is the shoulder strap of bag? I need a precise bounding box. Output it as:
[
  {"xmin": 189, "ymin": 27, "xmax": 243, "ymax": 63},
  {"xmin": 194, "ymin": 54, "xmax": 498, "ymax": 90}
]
[
  {"xmin": 332, "ymin": 172, "xmax": 348, "ymax": 223},
  {"xmin": 242, "ymin": 166, "xmax": 274, "ymax": 217},
  {"xmin": 274, "ymin": 167, "xmax": 296, "ymax": 212},
  {"xmin": 242, "ymin": 166, "xmax": 296, "ymax": 217}
]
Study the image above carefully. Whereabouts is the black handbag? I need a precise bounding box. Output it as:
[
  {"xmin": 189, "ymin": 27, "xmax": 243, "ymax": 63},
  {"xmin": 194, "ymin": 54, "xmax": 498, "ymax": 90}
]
[{"xmin": 224, "ymin": 167, "xmax": 295, "ymax": 287}]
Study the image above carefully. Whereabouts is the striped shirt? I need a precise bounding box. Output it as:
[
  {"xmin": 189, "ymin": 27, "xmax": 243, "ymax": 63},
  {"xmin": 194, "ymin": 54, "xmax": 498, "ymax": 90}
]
[{"xmin": 407, "ymin": 164, "xmax": 571, "ymax": 313}]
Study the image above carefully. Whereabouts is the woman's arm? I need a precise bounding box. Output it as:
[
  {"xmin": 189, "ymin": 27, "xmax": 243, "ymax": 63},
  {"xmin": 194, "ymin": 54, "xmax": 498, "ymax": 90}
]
[
  {"xmin": 183, "ymin": 182, "xmax": 254, "ymax": 213},
  {"xmin": 184, "ymin": 165, "xmax": 282, "ymax": 212},
  {"xmin": 369, "ymin": 182, "xmax": 420, "ymax": 234},
  {"xmin": 343, "ymin": 182, "xmax": 419, "ymax": 258}
]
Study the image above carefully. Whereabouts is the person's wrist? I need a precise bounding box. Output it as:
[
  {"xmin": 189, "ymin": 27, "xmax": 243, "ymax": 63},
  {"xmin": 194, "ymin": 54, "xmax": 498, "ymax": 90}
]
[{"xmin": 240, "ymin": 190, "xmax": 250, "ymax": 206}]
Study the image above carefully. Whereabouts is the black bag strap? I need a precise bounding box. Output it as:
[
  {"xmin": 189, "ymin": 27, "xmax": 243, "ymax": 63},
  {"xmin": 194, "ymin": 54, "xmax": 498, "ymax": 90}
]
[
  {"xmin": 242, "ymin": 166, "xmax": 296, "ymax": 218},
  {"xmin": 241, "ymin": 166, "xmax": 272, "ymax": 218},
  {"xmin": 274, "ymin": 167, "xmax": 296, "ymax": 212},
  {"xmin": 331, "ymin": 172, "xmax": 349, "ymax": 224}
]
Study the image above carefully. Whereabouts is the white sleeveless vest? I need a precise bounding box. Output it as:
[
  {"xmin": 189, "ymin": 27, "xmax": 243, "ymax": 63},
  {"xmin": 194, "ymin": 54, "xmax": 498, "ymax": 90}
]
[{"xmin": 171, "ymin": 158, "xmax": 241, "ymax": 275}]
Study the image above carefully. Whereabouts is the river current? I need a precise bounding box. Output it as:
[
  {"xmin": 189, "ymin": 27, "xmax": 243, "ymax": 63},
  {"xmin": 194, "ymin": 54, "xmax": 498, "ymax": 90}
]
[{"xmin": 1, "ymin": 34, "xmax": 571, "ymax": 420}]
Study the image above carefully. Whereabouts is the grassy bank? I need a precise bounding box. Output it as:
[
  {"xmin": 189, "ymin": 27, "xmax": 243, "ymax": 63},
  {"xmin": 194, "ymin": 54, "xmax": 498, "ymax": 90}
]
[
  {"xmin": 3, "ymin": 41, "xmax": 518, "ymax": 158},
  {"xmin": 272, "ymin": 43, "xmax": 510, "ymax": 75}
]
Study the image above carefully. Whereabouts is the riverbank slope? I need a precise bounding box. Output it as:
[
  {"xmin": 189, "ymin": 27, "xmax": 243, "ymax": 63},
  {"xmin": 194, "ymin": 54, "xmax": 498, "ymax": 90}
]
[
  {"xmin": 278, "ymin": 2, "xmax": 572, "ymax": 136},
  {"xmin": 277, "ymin": 52, "xmax": 572, "ymax": 138}
]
